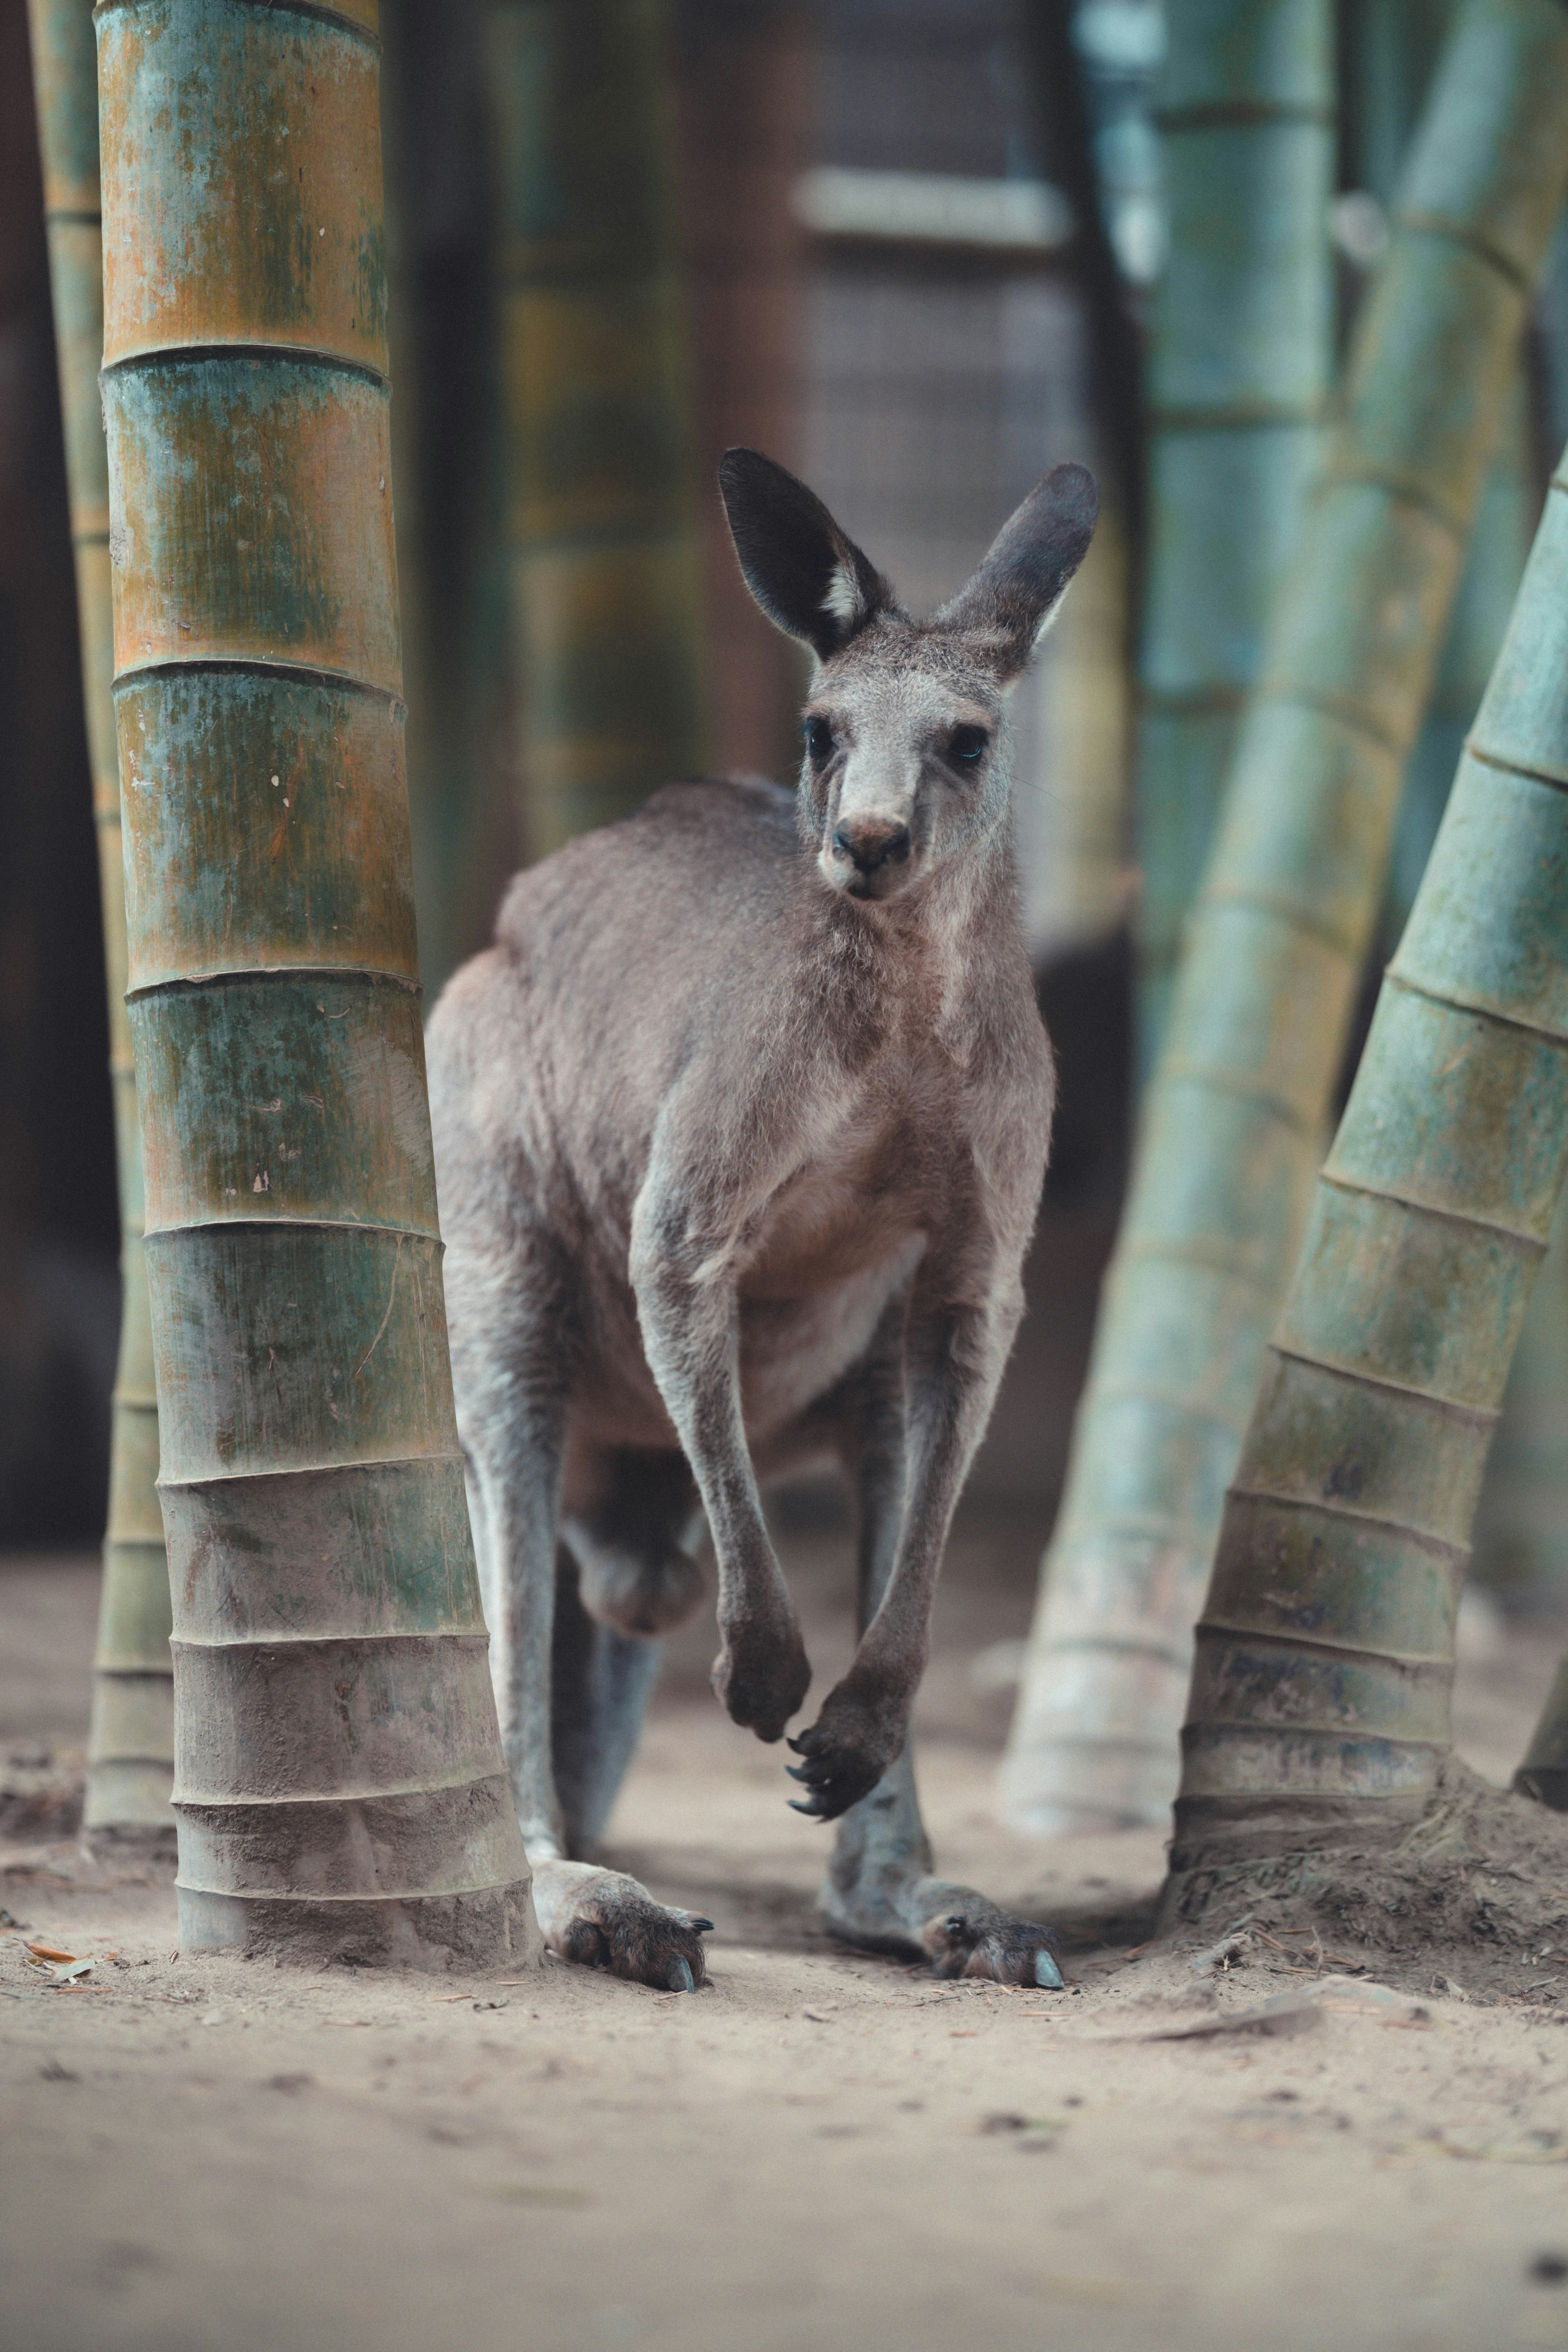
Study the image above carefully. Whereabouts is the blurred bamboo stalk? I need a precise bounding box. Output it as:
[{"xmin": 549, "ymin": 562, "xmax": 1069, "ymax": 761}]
[
  {"xmin": 486, "ymin": 0, "xmax": 705, "ymax": 859},
  {"xmin": 1027, "ymin": 497, "xmax": 1133, "ymax": 956},
  {"xmin": 674, "ymin": 0, "xmax": 810, "ymax": 788},
  {"xmin": 1173, "ymin": 435, "xmax": 1568, "ymax": 1860},
  {"xmin": 1000, "ymin": 0, "xmax": 1568, "ymax": 1838},
  {"xmin": 1134, "ymin": 0, "xmax": 1336, "ymax": 1068},
  {"xmin": 99, "ymin": 0, "xmax": 534, "ymax": 1967},
  {"xmin": 27, "ymin": 0, "xmax": 171, "ymax": 1850},
  {"xmin": 381, "ymin": 0, "xmax": 502, "ymax": 997}
]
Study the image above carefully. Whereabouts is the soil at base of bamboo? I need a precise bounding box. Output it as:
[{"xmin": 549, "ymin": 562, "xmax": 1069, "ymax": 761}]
[{"xmin": 1163, "ymin": 1759, "xmax": 1568, "ymax": 2000}]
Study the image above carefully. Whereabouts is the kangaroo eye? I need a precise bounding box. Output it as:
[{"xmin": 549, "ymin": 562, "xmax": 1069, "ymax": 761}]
[
  {"xmin": 803, "ymin": 716, "xmax": 834, "ymax": 764},
  {"xmin": 949, "ymin": 724, "xmax": 989, "ymax": 766}
]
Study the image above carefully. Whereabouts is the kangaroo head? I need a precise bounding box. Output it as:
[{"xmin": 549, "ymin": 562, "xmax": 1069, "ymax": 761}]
[{"xmin": 718, "ymin": 448, "xmax": 1098, "ymax": 905}]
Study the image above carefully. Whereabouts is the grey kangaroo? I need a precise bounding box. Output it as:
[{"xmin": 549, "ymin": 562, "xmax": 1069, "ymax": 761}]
[{"xmin": 427, "ymin": 449, "xmax": 1098, "ymax": 1994}]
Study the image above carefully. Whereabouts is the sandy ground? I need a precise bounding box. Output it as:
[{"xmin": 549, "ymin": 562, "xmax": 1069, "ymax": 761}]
[{"xmin": 6, "ymin": 1533, "xmax": 1568, "ymax": 2352}]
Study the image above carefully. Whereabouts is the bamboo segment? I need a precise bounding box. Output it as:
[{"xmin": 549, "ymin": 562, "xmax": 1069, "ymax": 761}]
[
  {"xmin": 1136, "ymin": 0, "xmax": 1335, "ymax": 1066},
  {"xmin": 1175, "ymin": 450, "xmax": 1568, "ymax": 1856},
  {"xmin": 1000, "ymin": 0, "xmax": 1568, "ymax": 1837},
  {"xmin": 486, "ymin": 0, "xmax": 705, "ymax": 858},
  {"xmin": 27, "ymin": 0, "xmax": 173, "ymax": 1847},
  {"xmin": 98, "ymin": 0, "xmax": 535, "ymax": 1969}
]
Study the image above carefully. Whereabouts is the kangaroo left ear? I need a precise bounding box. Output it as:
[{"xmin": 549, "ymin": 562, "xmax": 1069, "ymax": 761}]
[
  {"xmin": 936, "ymin": 462, "xmax": 1099, "ymax": 682},
  {"xmin": 719, "ymin": 447, "xmax": 897, "ymax": 661}
]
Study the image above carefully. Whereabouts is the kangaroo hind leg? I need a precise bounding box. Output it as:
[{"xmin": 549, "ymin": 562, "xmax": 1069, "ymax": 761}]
[
  {"xmin": 534, "ymin": 1450, "xmax": 714, "ymax": 1990},
  {"xmin": 812, "ymin": 1305, "xmax": 1065, "ymax": 1990}
]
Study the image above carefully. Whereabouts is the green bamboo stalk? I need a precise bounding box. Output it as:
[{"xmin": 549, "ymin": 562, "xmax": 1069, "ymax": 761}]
[
  {"xmin": 98, "ymin": 0, "xmax": 535, "ymax": 1969},
  {"xmin": 27, "ymin": 0, "xmax": 172, "ymax": 1850},
  {"xmin": 1347, "ymin": 4, "xmax": 1563, "ymax": 1619},
  {"xmin": 1421, "ymin": 396, "xmax": 1568, "ymax": 1614},
  {"xmin": 1000, "ymin": 0, "xmax": 1568, "ymax": 1838},
  {"xmin": 485, "ymin": 0, "xmax": 705, "ymax": 858},
  {"xmin": 1174, "ymin": 436, "xmax": 1568, "ymax": 1860},
  {"xmin": 1134, "ymin": 0, "xmax": 1336, "ymax": 1069}
]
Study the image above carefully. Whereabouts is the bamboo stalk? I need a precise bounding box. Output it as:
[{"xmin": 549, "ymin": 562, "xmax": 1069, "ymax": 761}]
[
  {"xmin": 1419, "ymin": 395, "xmax": 1568, "ymax": 1614},
  {"xmin": 98, "ymin": 0, "xmax": 535, "ymax": 1969},
  {"xmin": 1174, "ymin": 434, "xmax": 1568, "ymax": 1859},
  {"xmin": 1134, "ymin": 0, "xmax": 1336, "ymax": 1068},
  {"xmin": 485, "ymin": 0, "xmax": 705, "ymax": 859},
  {"xmin": 1000, "ymin": 0, "xmax": 1568, "ymax": 1837},
  {"xmin": 27, "ymin": 0, "xmax": 172, "ymax": 1850},
  {"xmin": 1347, "ymin": 4, "xmax": 1565, "ymax": 1620}
]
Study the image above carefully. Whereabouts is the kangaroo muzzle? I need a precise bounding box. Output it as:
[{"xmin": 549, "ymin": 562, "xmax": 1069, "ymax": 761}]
[{"xmin": 828, "ymin": 815, "xmax": 913, "ymax": 897}]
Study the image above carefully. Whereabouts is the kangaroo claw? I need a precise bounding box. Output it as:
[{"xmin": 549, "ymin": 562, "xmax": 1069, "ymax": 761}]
[
  {"xmin": 1034, "ymin": 1949, "xmax": 1065, "ymax": 1991},
  {"xmin": 667, "ymin": 1957, "xmax": 696, "ymax": 1994}
]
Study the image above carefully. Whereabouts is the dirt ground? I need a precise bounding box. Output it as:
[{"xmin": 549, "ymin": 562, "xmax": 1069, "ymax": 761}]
[{"xmin": 6, "ymin": 1530, "xmax": 1568, "ymax": 2352}]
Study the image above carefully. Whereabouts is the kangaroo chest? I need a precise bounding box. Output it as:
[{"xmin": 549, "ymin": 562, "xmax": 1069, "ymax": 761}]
[{"xmin": 738, "ymin": 1046, "xmax": 963, "ymax": 1305}]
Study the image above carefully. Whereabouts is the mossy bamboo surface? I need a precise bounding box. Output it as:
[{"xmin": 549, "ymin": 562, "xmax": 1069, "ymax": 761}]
[
  {"xmin": 1135, "ymin": 0, "xmax": 1335, "ymax": 1067},
  {"xmin": 1175, "ymin": 439, "xmax": 1568, "ymax": 1858},
  {"xmin": 1000, "ymin": 0, "xmax": 1568, "ymax": 1838},
  {"xmin": 97, "ymin": 0, "xmax": 534, "ymax": 1968},
  {"xmin": 27, "ymin": 0, "xmax": 172, "ymax": 1846},
  {"xmin": 486, "ymin": 0, "xmax": 704, "ymax": 858}
]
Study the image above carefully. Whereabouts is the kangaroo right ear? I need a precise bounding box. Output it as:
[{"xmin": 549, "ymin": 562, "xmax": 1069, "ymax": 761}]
[{"xmin": 719, "ymin": 448, "xmax": 896, "ymax": 661}]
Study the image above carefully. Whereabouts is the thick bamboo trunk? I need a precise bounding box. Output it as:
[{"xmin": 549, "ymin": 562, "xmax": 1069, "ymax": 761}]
[
  {"xmin": 1134, "ymin": 0, "xmax": 1335, "ymax": 1068},
  {"xmin": 1000, "ymin": 0, "xmax": 1568, "ymax": 1837},
  {"xmin": 98, "ymin": 0, "xmax": 535, "ymax": 1970},
  {"xmin": 486, "ymin": 0, "xmax": 705, "ymax": 859},
  {"xmin": 1348, "ymin": 4, "xmax": 1563, "ymax": 1619},
  {"xmin": 1428, "ymin": 397, "xmax": 1568, "ymax": 1613},
  {"xmin": 27, "ymin": 0, "xmax": 171, "ymax": 1848},
  {"xmin": 1173, "ymin": 434, "xmax": 1568, "ymax": 1864}
]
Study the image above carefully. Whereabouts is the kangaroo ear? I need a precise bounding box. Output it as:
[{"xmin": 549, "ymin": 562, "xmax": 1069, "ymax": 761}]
[
  {"xmin": 719, "ymin": 448, "xmax": 896, "ymax": 661},
  {"xmin": 937, "ymin": 462, "xmax": 1099, "ymax": 682}
]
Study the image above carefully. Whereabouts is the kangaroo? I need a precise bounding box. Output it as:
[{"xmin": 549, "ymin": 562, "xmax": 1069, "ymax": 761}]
[{"xmin": 427, "ymin": 449, "xmax": 1098, "ymax": 1993}]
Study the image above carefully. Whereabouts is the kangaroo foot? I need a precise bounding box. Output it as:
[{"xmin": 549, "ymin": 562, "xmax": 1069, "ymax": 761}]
[
  {"xmin": 821, "ymin": 1869, "xmax": 1064, "ymax": 1991},
  {"xmin": 531, "ymin": 1858, "xmax": 714, "ymax": 1992},
  {"xmin": 785, "ymin": 1675, "xmax": 904, "ymax": 1819}
]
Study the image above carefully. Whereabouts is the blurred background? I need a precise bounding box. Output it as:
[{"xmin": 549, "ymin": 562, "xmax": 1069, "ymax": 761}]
[{"xmin": 7, "ymin": 0, "xmax": 1568, "ymax": 1625}]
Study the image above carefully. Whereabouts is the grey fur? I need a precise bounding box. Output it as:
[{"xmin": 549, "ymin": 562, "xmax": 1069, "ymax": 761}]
[{"xmin": 426, "ymin": 452, "xmax": 1097, "ymax": 1990}]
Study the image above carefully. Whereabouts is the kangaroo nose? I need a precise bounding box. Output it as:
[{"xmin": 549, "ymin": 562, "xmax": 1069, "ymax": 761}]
[{"xmin": 833, "ymin": 817, "xmax": 912, "ymax": 874}]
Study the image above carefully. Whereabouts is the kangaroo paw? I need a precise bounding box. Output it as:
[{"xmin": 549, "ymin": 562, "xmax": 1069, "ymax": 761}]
[
  {"xmin": 532, "ymin": 1860, "xmax": 714, "ymax": 1992},
  {"xmin": 710, "ymin": 1619, "xmax": 811, "ymax": 1744},
  {"xmin": 784, "ymin": 1682, "xmax": 904, "ymax": 1821}
]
